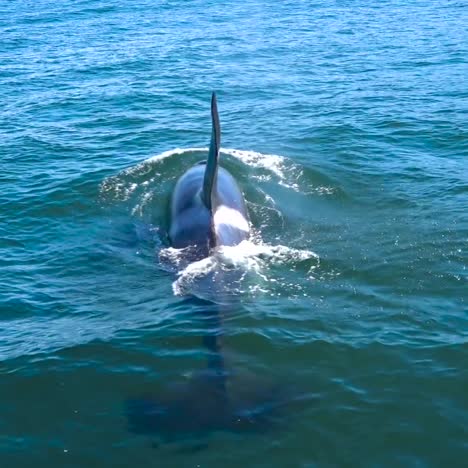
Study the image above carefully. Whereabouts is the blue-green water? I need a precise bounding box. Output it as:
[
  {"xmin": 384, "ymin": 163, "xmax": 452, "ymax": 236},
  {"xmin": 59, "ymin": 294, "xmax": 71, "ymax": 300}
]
[{"xmin": 1, "ymin": 0, "xmax": 467, "ymax": 465}]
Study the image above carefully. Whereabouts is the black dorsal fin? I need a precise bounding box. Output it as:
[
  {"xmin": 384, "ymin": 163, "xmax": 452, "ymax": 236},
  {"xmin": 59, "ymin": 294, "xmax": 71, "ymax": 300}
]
[{"xmin": 201, "ymin": 92, "xmax": 221, "ymax": 212}]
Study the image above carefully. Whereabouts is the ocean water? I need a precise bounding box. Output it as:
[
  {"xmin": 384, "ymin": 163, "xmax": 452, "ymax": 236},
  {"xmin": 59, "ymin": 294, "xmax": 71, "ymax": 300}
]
[{"xmin": 1, "ymin": 0, "xmax": 467, "ymax": 466}]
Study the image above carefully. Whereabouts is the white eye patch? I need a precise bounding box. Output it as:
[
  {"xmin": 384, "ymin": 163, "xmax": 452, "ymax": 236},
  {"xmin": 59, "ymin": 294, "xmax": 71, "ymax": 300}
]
[{"xmin": 213, "ymin": 205, "xmax": 250, "ymax": 234}]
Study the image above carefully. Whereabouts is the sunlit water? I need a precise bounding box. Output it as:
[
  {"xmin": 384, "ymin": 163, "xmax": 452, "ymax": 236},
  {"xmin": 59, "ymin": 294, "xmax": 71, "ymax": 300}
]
[{"xmin": 1, "ymin": 0, "xmax": 467, "ymax": 466}]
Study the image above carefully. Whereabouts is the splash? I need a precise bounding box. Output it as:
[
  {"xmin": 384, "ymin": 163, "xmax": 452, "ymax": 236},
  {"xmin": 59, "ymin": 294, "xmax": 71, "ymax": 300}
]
[
  {"xmin": 160, "ymin": 240, "xmax": 320, "ymax": 299},
  {"xmin": 221, "ymin": 148, "xmax": 302, "ymax": 191},
  {"xmin": 101, "ymin": 146, "xmax": 322, "ymax": 299},
  {"xmin": 147, "ymin": 146, "xmax": 302, "ymax": 192},
  {"xmin": 100, "ymin": 146, "xmax": 334, "ymax": 209}
]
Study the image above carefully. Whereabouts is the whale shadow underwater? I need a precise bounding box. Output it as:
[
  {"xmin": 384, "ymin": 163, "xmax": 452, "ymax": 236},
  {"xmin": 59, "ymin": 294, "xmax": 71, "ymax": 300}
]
[{"xmin": 125, "ymin": 94, "xmax": 292, "ymax": 442}]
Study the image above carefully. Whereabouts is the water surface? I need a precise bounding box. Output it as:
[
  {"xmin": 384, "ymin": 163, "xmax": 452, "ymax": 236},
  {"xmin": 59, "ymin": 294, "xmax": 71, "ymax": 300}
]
[{"xmin": 1, "ymin": 0, "xmax": 467, "ymax": 466}]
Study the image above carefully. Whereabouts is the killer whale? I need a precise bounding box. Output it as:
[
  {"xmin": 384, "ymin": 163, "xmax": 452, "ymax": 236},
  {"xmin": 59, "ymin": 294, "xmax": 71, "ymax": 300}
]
[
  {"xmin": 126, "ymin": 94, "xmax": 285, "ymax": 440},
  {"xmin": 169, "ymin": 92, "xmax": 250, "ymax": 258},
  {"xmin": 167, "ymin": 92, "xmax": 250, "ymax": 408}
]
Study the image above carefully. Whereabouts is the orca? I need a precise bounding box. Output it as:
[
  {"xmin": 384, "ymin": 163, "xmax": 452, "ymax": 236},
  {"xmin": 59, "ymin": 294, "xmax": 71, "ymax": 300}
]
[
  {"xmin": 126, "ymin": 95, "xmax": 284, "ymax": 441},
  {"xmin": 169, "ymin": 92, "xmax": 250, "ymax": 259},
  {"xmin": 167, "ymin": 92, "xmax": 250, "ymax": 408}
]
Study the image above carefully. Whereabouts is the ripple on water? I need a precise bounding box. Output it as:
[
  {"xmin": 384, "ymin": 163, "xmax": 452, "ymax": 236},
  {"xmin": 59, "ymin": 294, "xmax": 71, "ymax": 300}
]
[{"xmin": 1, "ymin": 0, "xmax": 468, "ymax": 465}]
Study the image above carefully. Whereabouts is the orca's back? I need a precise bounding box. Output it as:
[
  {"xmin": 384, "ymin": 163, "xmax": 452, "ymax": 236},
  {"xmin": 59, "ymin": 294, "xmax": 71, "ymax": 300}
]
[
  {"xmin": 168, "ymin": 93, "xmax": 249, "ymax": 251},
  {"xmin": 169, "ymin": 164, "xmax": 213, "ymax": 251}
]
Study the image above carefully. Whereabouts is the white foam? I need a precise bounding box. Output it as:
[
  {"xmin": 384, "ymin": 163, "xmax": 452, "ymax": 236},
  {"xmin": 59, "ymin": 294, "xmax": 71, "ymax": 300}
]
[
  {"xmin": 172, "ymin": 256, "xmax": 217, "ymax": 296},
  {"xmin": 218, "ymin": 240, "xmax": 319, "ymax": 274},
  {"xmin": 222, "ymin": 148, "xmax": 289, "ymax": 180},
  {"xmin": 165, "ymin": 240, "xmax": 320, "ymax": 297},
  {"xmin": 101, "ymin": 146, "xmax": 305, "ymax": 203},
  {"xmin": 145, "ymin": 146, "xmax": 302, "ymax": 191},
  {"xmin": 101, "ymin": 146, "xmax": 322, "ymax": 298},
  {"xmin": 225, "ymin": 147, "xmax": 302, "ymax": 192}
]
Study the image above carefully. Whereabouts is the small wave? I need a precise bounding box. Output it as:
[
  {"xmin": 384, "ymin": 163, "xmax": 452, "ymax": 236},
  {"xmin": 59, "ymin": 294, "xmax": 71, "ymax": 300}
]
[
  {"xmin": 146, "ymin": 146, "xmax": 207, "ymax": 163},
  {"xmin": 101, "ymin": 146, "xmax": 322, "ymax": 300},
  {"xmin": 100, "ymin": 146, "xmax": 335, "ymax": 212},
  {"xmin": 146, "ymin": 146, "xmax": 303, "ymax": 191},
  {"xmin": 160, "ymin": 240, "xmax": 319, "ymax": 299},
  {"xmin": 220, "ymin": 241, "xmax": 319, "ymax": 271},
  {"xmin": 222, "ymin": 148, "xmax": 302, "ymax": 191}
]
